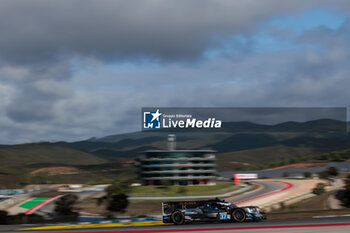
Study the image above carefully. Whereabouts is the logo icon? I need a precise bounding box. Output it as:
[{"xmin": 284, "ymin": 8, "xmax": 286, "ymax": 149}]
[{"xmin": 143, "ymin": 109, "xmax": 162, "ymax": 129}]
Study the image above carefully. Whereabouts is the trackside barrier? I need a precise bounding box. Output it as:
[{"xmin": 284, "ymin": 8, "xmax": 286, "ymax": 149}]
[{"xmin": 66, "ymin": 217, "xmax": 155, "ymax": 225}]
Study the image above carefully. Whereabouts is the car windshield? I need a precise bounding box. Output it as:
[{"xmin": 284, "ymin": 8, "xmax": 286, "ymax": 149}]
[
  {"xmin": 215, "ymin": 201, "xmax": 237, "ymax": 209},
  {"xmin": 230, "ymin": 203, "xmax": 237, "ymax": 208}
]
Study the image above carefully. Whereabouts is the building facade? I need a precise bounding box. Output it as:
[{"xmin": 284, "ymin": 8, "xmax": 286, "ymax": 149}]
[{"xmin": 137, "ymin": 149, "xmax": 217, "ymax": 185}]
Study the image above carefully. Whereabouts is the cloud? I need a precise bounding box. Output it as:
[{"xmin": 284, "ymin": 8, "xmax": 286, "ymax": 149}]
[
  {"xmin": 0, "ymin": 0, "xmax": 320, "ymax": 64},
  {"xmin": 0, "ymin": 1, "xmax": 350, "ymax": 143}
]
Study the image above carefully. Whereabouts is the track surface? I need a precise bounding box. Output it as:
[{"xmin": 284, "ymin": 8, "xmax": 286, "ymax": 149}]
[
  {"xmin": 3, "ymin": 180, "xmax": 344, "ymax": 233},
  {"xmin": 33, "ymin": 180, "xmax": 286, "ymax": 217},
  {"xmin": 1, "ymin": 216, "xmax": 349, "ymax": 233},
  {"xmin": 226, "ymin": 180, "xmax": 287, "ymax": 204},
  {"xmin": 0, "ymin": 180, "xmax": 293, "ymax": 233}
]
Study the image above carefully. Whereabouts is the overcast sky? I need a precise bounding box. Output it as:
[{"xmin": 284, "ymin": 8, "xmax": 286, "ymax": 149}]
[{"xmin": 1, "ymin": 0, "xmax": 350, "ymax": 144}]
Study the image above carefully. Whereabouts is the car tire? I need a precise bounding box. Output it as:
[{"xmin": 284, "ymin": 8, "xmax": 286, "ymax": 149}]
[
  {"xmin": 231, "ymin": 209, "xmax": 246, "ymax": 222},
  {"xmin": 171, "ymin": 210, "xmax": 185, "ymax": 225},
  {"xmin": 215, "ymin": 213, "xmax": 221, "ymax": 222}
]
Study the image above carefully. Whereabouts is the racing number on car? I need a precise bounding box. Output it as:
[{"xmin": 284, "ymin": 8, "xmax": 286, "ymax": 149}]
[{"xmin": 219, "ymin": 212, "xmax": 230, "ymax": 220}]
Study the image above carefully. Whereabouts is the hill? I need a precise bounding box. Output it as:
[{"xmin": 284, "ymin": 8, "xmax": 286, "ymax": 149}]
[
  {"xmin": 0, "ymin": 119, "xmax": 348, "ymax": 178},
  {"xmin": 57, "ymin": 119, "xmax": 346, "ymax": 159},
  {"xmin": 0, "ymin": 143, "xmax": 106, "ymax": 169},
  {"xmin": 216, "ymin": 145, "xmax": 316, "ymax": 171}
]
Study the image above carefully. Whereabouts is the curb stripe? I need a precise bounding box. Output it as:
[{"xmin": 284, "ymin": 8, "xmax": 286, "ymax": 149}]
[
  {"xmin": 24, "ymin": 195, "xmax": 62, "ymax": 214},
  {"xmin": 43, "ymin": 222, "xmax": 350, "ymax": 233}
]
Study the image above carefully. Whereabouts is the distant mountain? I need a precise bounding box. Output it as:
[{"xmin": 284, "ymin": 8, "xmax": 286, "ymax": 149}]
[
  {"xmin": 0, "ymin": 143, "xmax": 106, "ymax": 169},
  {"xmin": 91, "ymin": 145, "xmax": 160, "ymax": 160},
  {"xmin": 56, "ymin": 119, "xmax": 347, "ymax": 159},
  {"xmin": 208, "ymin": 133, "xmax": 278, "ymax": 153},
  {"xmin": 222, "ymin": 119, "xmax": 346, "ymax": 133},
  {"xmin": 0, "ymin": 119, "xmax": 349, "ymax": 173},
  {"xmin": 63, "ymin": 136, "xmax": 165, "ymax": 151},
  {"xmin": 281, "ymin": 134, "xmax": 350, "ymax": 149},
  {"xmin": 60, "ymin": 132, "xmax": 230, "ymax": 158}
]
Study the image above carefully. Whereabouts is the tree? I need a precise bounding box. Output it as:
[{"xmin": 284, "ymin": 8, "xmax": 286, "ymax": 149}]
[
  {"xmin": 318, "ymin": 167, "xmax": 339, "ymax": 179},
  {"xmin": 160, "ymin": 180, "xmax": 171, "ymax": 187},
  {"xmin": 318, "ymin": 170, "xmax": 330, "ymax": 179},
  {"xmin": 105, "ymin": 183, "xmax": 127, "ymax": 195},
  {"xmin": 106, "ymin": 194, "xmax": 129, "ymax": 214},
  {"xmin": 340, "ymin": 174, "xmax": 350, "ymax": 207},
  {"xmin": 288, "ymin": 203, "xmax": 299, "ymax": 211},
  {"xmin": 303, "ymin": 171, "xmax": 312, "ymax": 178},
  {"xmin": 54, "ymin": 194, "xmax": 79, "ymax": 220},
  {"xmin": 312, "ymin": 183, "xmax": 325, "ymax": 195},
  {"xmin": 0, "ymin": 210, "xmax": 8, "ymax": 224},
  {"xmin": 279, "ymin": 202, "xmax": 285, "ymax": 210},
  {"xmin": 327, "ymin": 167, "xmax": 338, "ymax": 176},
  {"xmin": 159, "ymin": 180, "xmax": 171, "ymax": 191},
  {"xmin": 105, "ymin": 184, "xmax": 129, "ymax": 217},
  {"xmin": 177, "ymin": 187, "xmax": 187, "ymax": 194}
]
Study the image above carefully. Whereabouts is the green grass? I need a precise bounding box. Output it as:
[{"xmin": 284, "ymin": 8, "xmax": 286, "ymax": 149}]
[
  {"xmin": 19, "ymin": 197, "xmax": 49, "ymax": 209},
  {"xmin": 128, "ymin": 183, "xmax": 237, "ymax": 197}
]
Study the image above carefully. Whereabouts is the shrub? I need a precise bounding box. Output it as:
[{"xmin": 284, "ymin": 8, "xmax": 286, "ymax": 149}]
[
  {"xmin": 177, "ymin": 187, "xmax": 187, "ymax": 194},
  {"xmin": 288, "ymin": 203, "xmax": 299, "ymax": 210},
  {"xmin": 0, "ymin": 211, "xmax": 8, "ymax": 225},
  {"xmin": 105, "ymin": 184, "xmax": 129, "ymax": 217},
  {"xmin": 54, "ymin": 194, "xmax": 79, "ymax": 221},
  {"xmin": 279, "ymin": 202, "xmax": 285, "ymax": 210},
  {"xmin": 312, "ymin": 183, "xmax": 325, "ymax": 195},
  {"xmin": 340, "ymin": 174, "xmax": 350, "ymax": 207},
  {"xmin": 106, "ymin": 194, "xmax": 129, "ymax": 214},
  {"xmin": 318, "ymin": 167, "xmax": 339, "ymax": 179},
  {"xmin": 303, "ymin": 171, "xmax": 312, "ymax": 178},
  {"xmin": 327, "ymin": 167, "xmax": 338, "ymax": 176}
]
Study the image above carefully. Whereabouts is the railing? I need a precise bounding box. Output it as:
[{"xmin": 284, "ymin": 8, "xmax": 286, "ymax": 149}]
[
  {"xmin": 138, "ymin": 156, "xmax": 215, "ymax": 162},
  {"xmin": 140, "ymin": 163, "xmax": 216, "ymax": 168},
  {"xmin": 141, "ymin": 169, "xmax": 216, "ymax": 174},
  {"xmin": 141, "ymin": 175, "xmax": 217, "ymax": 180}
]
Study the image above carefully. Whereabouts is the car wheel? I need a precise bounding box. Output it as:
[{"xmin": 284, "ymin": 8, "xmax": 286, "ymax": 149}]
[
  {"xmin": 231, "ymin": 209, "xmax": 246, "ymax": 222},
  {"xmin": 215, "ymin": 213, "xmax": 221, "ymax": 222},
  {"xmin": 171, "ymin": 210, "xmax": 185, "ymax": 225}
]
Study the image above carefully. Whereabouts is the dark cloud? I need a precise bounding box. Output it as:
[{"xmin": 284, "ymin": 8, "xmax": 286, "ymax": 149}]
[
  {"xmin": 0, "ymin": 0, "xmax": 318, "ymax": 64},
  {"xmin": 0, "ymin": 0, "xmax": 350, "ymax": 143}
]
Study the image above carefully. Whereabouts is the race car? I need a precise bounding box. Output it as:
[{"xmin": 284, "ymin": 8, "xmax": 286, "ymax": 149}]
[{"xmin": 162, "ymin": 198, "xmax": 266, "ymax": 224}]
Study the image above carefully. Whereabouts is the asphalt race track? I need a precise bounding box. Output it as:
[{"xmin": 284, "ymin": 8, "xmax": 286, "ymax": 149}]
[
  {"xmin": 0, "ymin": 216, "xmax": 349, "ymax": 233},
  {"xmin": 1, "ymin": 181, "xmax": 348, "ymax": 233},
  {"xmin": 226, "ymin": 180, "xmax": 288, "ymax": 204}
]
